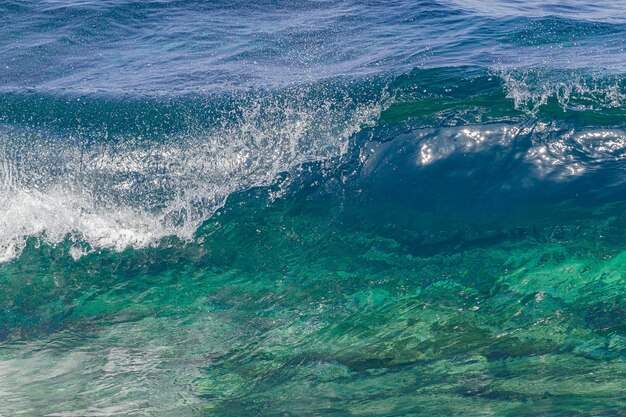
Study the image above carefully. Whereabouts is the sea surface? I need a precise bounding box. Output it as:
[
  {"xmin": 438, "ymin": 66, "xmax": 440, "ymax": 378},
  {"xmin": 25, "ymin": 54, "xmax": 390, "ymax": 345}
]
[{"xmin": 1, "ymin": 1, "xmax": 625, "ymax": 415}]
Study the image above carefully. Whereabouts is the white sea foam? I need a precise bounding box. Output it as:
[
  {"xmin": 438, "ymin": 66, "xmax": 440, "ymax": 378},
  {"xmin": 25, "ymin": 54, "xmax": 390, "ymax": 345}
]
[
  {"xmin": 0, "ymin": 91, "xmax": 387, "ymax": 262},
  {"xmin": 499, "ymin": 69, "xmax": 626, "ymax": 114}
]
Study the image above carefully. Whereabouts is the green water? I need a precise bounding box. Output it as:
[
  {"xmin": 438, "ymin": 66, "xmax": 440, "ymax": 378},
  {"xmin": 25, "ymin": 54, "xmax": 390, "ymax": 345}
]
[{"xmin": 1, "ymin": 185, "xmax": 625, "ymax": 416}]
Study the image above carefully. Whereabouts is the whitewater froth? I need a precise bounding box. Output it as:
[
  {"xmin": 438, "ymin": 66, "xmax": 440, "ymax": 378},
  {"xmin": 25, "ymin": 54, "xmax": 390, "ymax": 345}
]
[
  {"xmin": 499, "ymin": 69, "xmax": 626, "ymax": 114},
  {"xmin": 0, "ymin": 89, "xmax": 387, "ymax": 262}
]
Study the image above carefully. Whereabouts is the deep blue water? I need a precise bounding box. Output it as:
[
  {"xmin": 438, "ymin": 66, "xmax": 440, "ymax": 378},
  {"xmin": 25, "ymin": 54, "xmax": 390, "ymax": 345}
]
[{"xmin": 0, "ymin": 1, "xmax": 625, "ymax": 416}]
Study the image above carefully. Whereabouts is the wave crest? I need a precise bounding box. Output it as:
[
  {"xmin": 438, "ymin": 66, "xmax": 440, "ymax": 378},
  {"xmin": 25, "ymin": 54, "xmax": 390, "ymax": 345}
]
[{"xmin": 0, "ymin": 86, "xmax": 387, "ymax": 262}]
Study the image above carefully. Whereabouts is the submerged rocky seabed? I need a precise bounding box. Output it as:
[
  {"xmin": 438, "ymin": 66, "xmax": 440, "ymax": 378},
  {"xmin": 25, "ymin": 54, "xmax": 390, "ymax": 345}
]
[{"xmin": 1, "ymin": 171, "xmax": 625, "ymax": 415}]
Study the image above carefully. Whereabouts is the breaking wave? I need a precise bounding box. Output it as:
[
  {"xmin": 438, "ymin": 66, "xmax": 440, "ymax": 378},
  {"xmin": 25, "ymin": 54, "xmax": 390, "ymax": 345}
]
[
  {"xmin": 0, "ymin": 85, "xmax": 387, "ymax": 262},
  {"xmin": 1, "ymin": 67, "xmax": 625, "ymax": 262}
]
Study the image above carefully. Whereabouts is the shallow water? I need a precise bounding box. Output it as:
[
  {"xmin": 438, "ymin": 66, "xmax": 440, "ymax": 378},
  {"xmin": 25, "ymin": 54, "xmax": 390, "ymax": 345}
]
[{"xmin": 0, "ymin": 1, "xmax": 625, "ymax": 416}]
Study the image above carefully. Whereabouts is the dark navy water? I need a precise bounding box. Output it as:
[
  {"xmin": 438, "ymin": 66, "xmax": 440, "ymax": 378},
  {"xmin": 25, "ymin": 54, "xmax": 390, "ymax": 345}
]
[{"xmin": 0, "ymin": 1, "xmax": 625, "ymax": 416}]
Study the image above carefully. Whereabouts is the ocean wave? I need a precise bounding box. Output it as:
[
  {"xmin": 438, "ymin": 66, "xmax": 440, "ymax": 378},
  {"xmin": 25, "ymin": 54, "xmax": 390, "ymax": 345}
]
[
  {"xmin": 1, "ymin": 67, "xmax": 625, "ymax": 262},
  {"xmin": 0, "ymin": 85, "xmax": 387, "ymax": 262}
]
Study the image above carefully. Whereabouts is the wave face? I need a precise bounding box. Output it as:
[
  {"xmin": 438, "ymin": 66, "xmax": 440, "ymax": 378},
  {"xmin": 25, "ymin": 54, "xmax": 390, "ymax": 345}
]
[{"xmin": 1, "ymin": 1, "xmax": 625, "ymax": 416}]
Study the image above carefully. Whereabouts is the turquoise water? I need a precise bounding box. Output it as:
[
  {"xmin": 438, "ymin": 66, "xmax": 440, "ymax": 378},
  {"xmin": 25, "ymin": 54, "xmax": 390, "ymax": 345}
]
[{"xmin": 1, "ymin": 1, "xmax": 626, "ymax": 415}]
